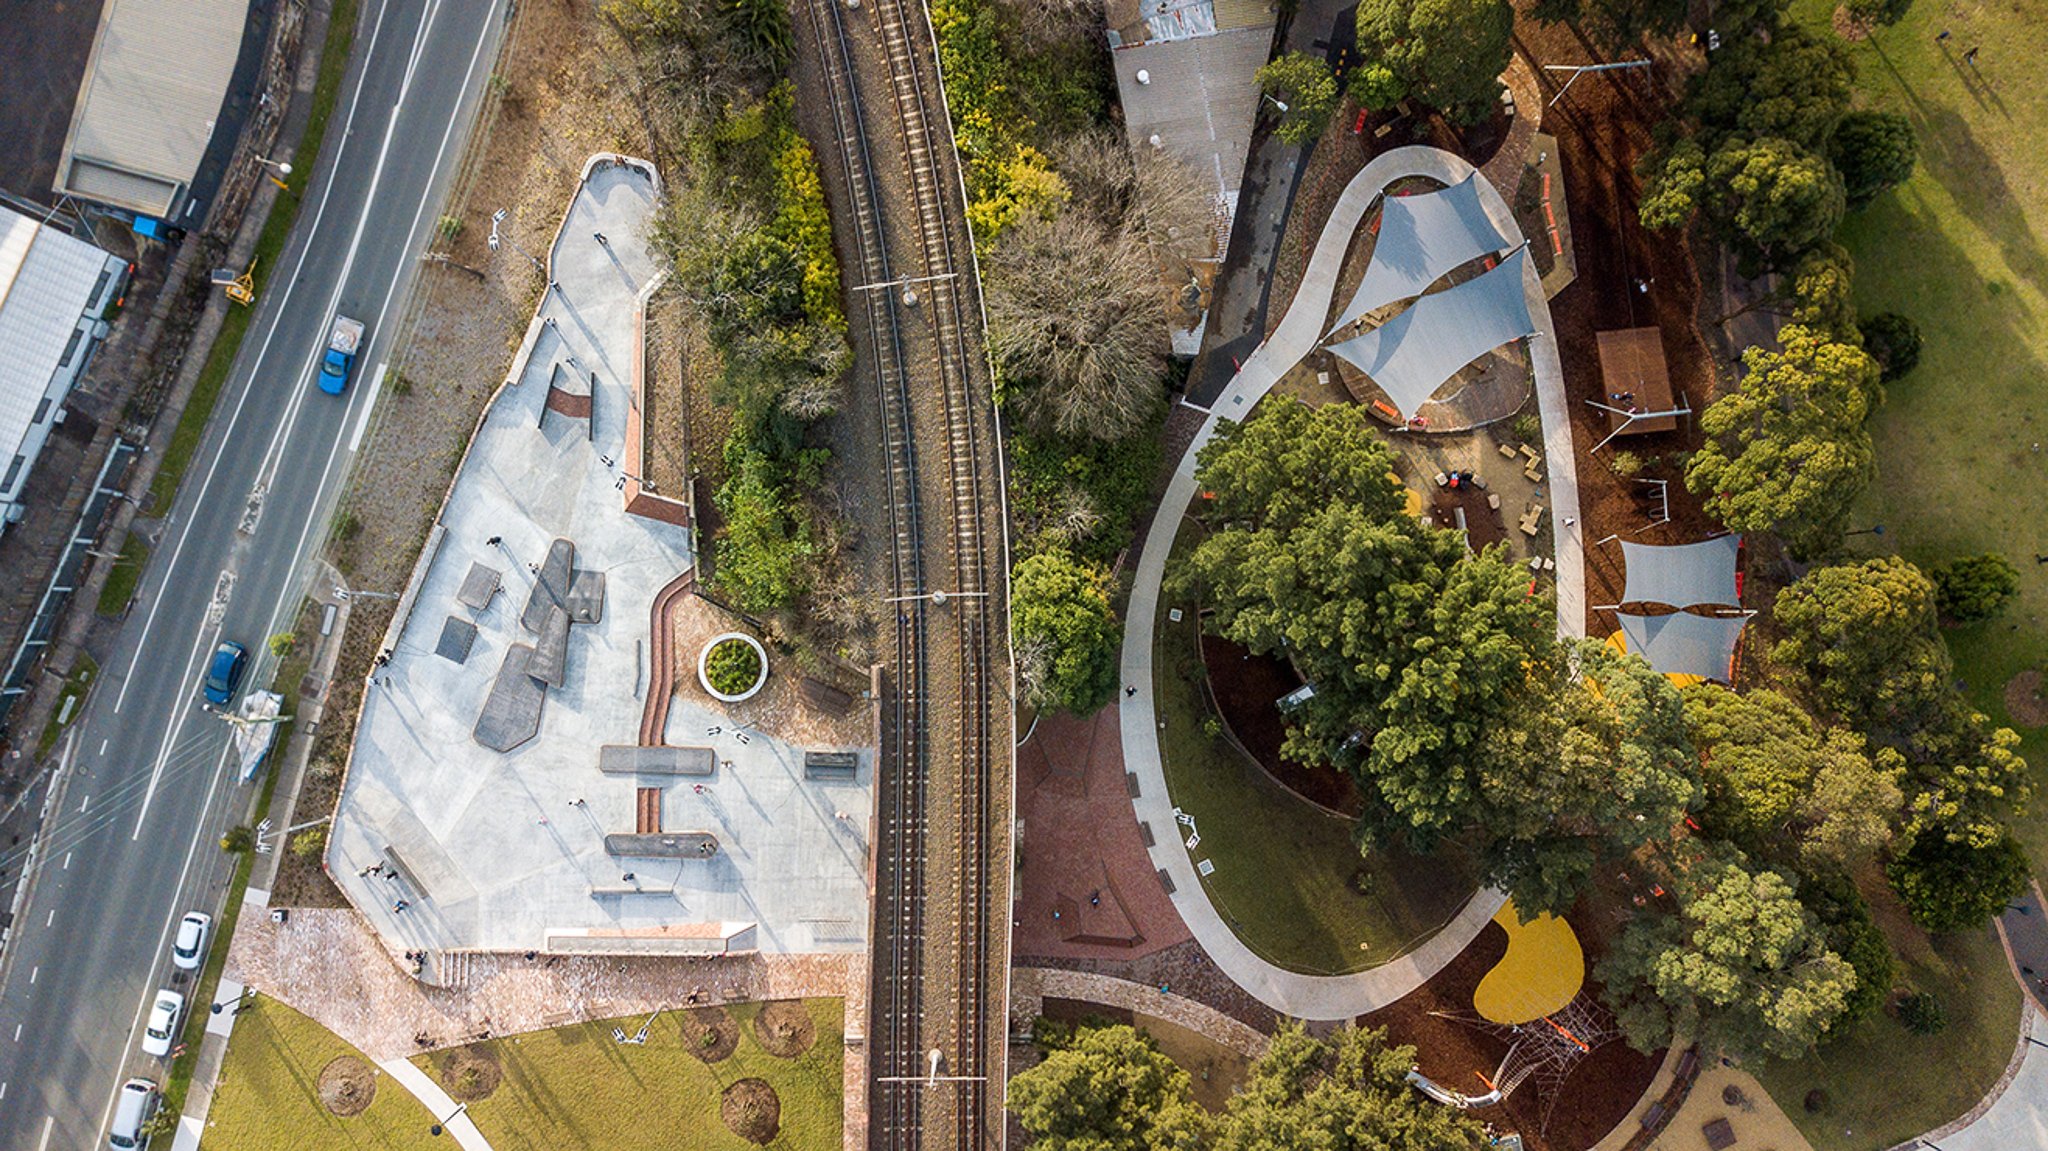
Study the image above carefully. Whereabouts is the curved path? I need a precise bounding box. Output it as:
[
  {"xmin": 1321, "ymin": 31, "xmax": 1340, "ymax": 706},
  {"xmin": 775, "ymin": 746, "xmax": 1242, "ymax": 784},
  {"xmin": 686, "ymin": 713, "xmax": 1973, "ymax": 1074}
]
[{"xmin": 1118, "ymin": 144, "xmax": 1583, "ymax": 1020}]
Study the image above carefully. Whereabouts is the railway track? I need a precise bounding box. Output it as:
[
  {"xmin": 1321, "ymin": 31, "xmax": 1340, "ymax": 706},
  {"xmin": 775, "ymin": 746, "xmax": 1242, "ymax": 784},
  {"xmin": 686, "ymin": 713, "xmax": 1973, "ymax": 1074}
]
[{"xmin": 798, "ymin": 0, "xmax": 1004, "ymax": 1145}]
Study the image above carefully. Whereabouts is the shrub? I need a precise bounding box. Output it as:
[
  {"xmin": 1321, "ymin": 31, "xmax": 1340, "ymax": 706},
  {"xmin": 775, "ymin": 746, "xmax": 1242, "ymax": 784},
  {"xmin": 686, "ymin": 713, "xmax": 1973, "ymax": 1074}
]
[
  {"xmin": 292, "ymin": 825, "xmax": 329, "ymax": 859},
  {"xmin": 268, "ymin": 632, "xmax": 297, "ymax": 658},
  {"xmin": 1898, "ymin": 990, "xmax": 1947, "ymax": 1035},
  {"xmin": 1510, "ymin": 412, "xmax": 1541, "ymax": 445},
  {"xmin": 221, "ymin": 825, "xmax": 255, "ymax": 853},
  {"xmin": 1930, "ymin": 553, "xmax": 2020, "ymax": 622},
  {"xmin": 1888, "ymin": 833, "xmax": 2030, "ymax": 934},
  {"xmin": 1010, "ymin": 550, "xmax": 1120, "ymax": 714},
  {"xmin": 1608, "ymin": 450, "xmax": 1645, "ymax": 477},
  {"xmin": 704, "ymin": 637, "xmax": 765, "ymax": 695},
  {"xmin": 1859, "ymin": 312, "xmax": 1921, "ymax": 382}
]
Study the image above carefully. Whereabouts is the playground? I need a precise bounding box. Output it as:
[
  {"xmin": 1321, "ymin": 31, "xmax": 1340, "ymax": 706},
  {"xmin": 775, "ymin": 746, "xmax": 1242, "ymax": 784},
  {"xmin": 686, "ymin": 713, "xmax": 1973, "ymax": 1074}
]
[{"xmin": 1363, "ymin": 901, "xmax": 1662, "ymax": 1151}]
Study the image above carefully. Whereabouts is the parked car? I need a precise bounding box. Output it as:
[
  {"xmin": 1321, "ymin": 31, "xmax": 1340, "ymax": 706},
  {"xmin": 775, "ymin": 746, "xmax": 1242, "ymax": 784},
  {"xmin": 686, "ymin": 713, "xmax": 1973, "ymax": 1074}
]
[
  {"xmin": 107, "ymin": 1077, "xmax": 159, "ymax": 1149},
  {"xmin": 202, "ymin": 641, "xmax": 247, "ymax": 707},
  {"xmin": 140, "ymin": 989, "xmax": 184, "ymax": 1058},
  {"xmin": 170, "ymin": 911, "xmax": 211, "ymax": 971}
]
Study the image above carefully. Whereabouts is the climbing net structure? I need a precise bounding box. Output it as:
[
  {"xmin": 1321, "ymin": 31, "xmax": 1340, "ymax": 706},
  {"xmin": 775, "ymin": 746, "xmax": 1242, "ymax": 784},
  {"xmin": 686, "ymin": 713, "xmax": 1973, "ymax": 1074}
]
[{"xmin": 1431, "ymin": 991, "xmax": 1622, "ymax": 1132}]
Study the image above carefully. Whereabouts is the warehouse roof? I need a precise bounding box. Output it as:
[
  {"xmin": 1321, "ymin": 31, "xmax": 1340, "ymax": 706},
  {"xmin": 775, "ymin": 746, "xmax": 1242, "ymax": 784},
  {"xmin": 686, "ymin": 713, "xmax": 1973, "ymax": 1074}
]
[
  {"xmin": 54, "ymin": 0, "xmax": 252, "ymax": 216},
  {"xmin": 0, "ymin": 209, "xmax": 123, "ymax": 477}
]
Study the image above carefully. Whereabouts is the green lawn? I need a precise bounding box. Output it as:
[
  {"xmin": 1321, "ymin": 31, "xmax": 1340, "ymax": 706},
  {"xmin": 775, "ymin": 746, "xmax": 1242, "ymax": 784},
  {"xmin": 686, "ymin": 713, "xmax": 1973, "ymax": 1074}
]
[
  {"xmin": 204, "ymin": 997, "xmax": 442, "ymax": 1150},
  {"xmin": 94, "ymin": 535, "xmax": 149, "ymax": 617},
  {"xmin": 1155, "ymin": 532, "xmax": 1476, "ymax": 976},
  {"xmin": 447, "ymin": 1001, "xmax": 844, "ymax": 1151},
  {"xmin": 35, "ymin": 655, "xmax": 98, "ymax": 758},
  {"xmin": 1786, "ymin": 0, "xmax": 2048, "ymax": 867},
  {"xmin": 146, "ymin": 0, "xmax": 360, "ymax": 515},
  {"xmin": 1754, "ymin": 921, "xmax": 2019, "ymax": 1151}
]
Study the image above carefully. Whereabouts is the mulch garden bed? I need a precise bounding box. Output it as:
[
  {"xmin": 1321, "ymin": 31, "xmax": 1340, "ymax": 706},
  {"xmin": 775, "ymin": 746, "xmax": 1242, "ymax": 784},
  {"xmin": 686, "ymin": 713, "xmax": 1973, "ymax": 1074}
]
[
  {"xmin": 318, "ymin": 1054, "xmax": 378, "ymax": 1117},
  {"xmin": 431, "ymin": 1043, "xmax": 503, "ymax": 1101},
  {"xmin": 681, "ymin": 1006, "xmax": 740, "ymax": 1063},
  {"xmin": 752, "ymin": 1000, "xmax": 817, "ymax": 1058},
  {"xmin": 2004, "ymin": 670, "xmax": 2048, "ymax": 726},
  {"xmin": 721, "ymin": 1078, "xmax": 781, "ymax": 1145},
  {"xmin": 1360, "ymin": 905, "xmax": 1663, "ymax": 1151},
  {"xmin": 1198, "ymin": 632, "xmax": 1362, "ymax": 815}
]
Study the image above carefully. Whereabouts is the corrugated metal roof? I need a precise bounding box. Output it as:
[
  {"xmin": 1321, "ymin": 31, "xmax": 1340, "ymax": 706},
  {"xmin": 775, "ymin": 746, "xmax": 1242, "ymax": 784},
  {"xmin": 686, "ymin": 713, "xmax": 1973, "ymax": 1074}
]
[
  {"xmin": 1115, "ymin": 27, "xmax": 1271, "ymax": 197},
  {"xmin": 55, "ymin": 0, "xmax": 252, "ymax": 215},
  {"xmin": 0, "ymin": 208, "xmax": 123, "ymax": 494}
]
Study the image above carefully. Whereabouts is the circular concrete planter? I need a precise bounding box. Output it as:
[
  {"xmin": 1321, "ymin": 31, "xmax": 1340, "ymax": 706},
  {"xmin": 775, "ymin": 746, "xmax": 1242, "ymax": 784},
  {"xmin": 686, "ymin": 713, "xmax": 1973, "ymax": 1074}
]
[{"xmin": 698, "ymin": 633, "xmax": 768, "ymax": 702}]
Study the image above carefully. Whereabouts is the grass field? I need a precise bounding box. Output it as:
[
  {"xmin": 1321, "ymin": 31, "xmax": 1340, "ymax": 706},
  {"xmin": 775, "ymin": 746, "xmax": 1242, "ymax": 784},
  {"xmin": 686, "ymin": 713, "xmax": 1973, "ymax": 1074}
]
[
  {"xmin": 447, "ymin": 1000, "xmax": 845, "ymax": 1151},
  {"xmin": 204, "ymin": 998, "xmax": 441, "ymax": 1150},
  {"xmin": 1754, "ymin": 918, "xmax": 2020, "ymax": 1151},
  {"xmin": 93, "ymin": 535, "xmax": 149, "ymax": 617},
  {"xmin": 145, "ymin": 0, "xmax": 361, "ymax": 515},
  {"xmin": 1785, "ymin": 0, "xmax": 2048, "ymax": 866},
  {"xmin": 1155, "ymin": 533, "xmax": 1477, "ymax": 976},
  {"xmin": 35, "ymin": 655, "xmax": 97, "ymax": 758}
]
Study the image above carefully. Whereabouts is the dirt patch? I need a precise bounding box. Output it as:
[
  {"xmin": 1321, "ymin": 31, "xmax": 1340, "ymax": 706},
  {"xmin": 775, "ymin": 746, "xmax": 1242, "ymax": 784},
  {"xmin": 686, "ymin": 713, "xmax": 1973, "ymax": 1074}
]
[
  {"xmin": 2004, "ymin": 669, "xmax": 2048, "ymax": 726},
  {"xmin": 431, "ymin": 1043, "xmax": 503, "ymax": 1101},
  {"xmin": 681, "ymin": 1005, "xmax": 740, "ymax": 1062},
  {"xmin": 1199, "ymin": 632, "xmax": 1361, "ymax": 815},
  {"xmin": 317, "ymin": 1054, "xmax": 378, "ymax": 1116},
  {"xmin": 752, "ymin": 999, "xmax": 817, "ymax": 1058},
  {"xmin": 721, "ymin": 1078, "xmax": 782, "ymax": 1144}
]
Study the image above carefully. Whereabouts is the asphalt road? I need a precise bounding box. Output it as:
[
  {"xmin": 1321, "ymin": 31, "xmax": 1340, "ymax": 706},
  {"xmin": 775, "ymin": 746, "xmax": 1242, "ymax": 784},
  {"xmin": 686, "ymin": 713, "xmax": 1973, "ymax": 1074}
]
[{"xmin": 0, "ymin": 0, "xmax": 506, "ymax": 1145}]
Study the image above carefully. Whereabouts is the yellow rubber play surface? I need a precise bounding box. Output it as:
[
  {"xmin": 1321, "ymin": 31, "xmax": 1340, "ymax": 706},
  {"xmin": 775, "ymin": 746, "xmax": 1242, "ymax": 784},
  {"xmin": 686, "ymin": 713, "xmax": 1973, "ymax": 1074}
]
[{"xmin": 1472, "ymin": 901, "xmax": 1586, "ymax": 1025}]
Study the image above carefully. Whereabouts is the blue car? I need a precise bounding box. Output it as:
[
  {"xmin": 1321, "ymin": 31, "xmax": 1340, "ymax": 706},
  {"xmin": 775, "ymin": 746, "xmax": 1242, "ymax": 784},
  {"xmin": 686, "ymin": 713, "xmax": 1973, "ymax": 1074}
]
[{"xmin": 203, "ymin": 641, "xmax": 248, "ymax": 707}]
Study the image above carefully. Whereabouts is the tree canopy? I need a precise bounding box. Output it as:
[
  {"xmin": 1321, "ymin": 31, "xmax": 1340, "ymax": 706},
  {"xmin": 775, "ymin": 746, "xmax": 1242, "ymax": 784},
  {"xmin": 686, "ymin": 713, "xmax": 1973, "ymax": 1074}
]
[
  {"xmin": 1772, "ymin": 556, "xmax": 1954, "ymax": 739},
  {"xmin": 1858, "ymin": 312, "xmax": 1922, "ymax": 382},
  {"xmin": 1929, "ymin": 553, "xmax": 2020, "ymax": 622},
  {"xmin": 1179, "ymin": 399, "xmax": 1554, "ymax": 848},
  {"xmin": 1355, "ymin": 0, "xmax": 1515, "ymax": 126},
  {"xmin": 1831, "ymin": 110, "xmax": 1917, "ymax": 208},
  {"xmin": 1599, "ymin": 850, "xmax": 1856, "ymax": 1060},
  {"xmin": 1682, "ymin": 684, "xmax": 1901, "ymax": 872},
  {"xmin": 1688, "ymin": 28, "xmax": 1854, "ymax": 152},
  {"xmin": 1887, "ymin": 833, "xmax": 2032, "ymax": 934},
  {"xmin": 1474, "ymin": 641, "xmax": 1700, "ymax": 916},
  {"xmin": 1211, "ymin": 1025, "xmax": 1486, "ymax": 1151},
  {"xmin": 1009, "ymin": 1025, "xmax": 1210, "ymax": 1150},
  {"xmin": 1257, "ymin": 53, "xmax": 1341, "ymax": 146},
  {"xmin": 1684, "ymin": 325, "xmax": 1879, "ymax": 558},
  {"xmin": 1705, "ymin": 136, "xmax": 1846, "ymax": 265},
  {"xmin": 1011, "ymin": 549, "xmax": 1122, "ymax": 714}
]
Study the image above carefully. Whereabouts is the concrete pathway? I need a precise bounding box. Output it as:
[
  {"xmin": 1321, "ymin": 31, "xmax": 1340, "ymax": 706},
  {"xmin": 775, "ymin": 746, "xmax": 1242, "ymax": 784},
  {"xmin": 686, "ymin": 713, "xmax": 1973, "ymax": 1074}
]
[
  {"xmin": 1119, "ymin": 144, "xmax": 1582, "ymax": 1020},
  {"xmin": 378, "ymin": 1057, "xmax": 498, "ymax": 1150},
  {"xmin": 1915, "ymin": 1003, "xmax": 2046, "ymax": 1151}
]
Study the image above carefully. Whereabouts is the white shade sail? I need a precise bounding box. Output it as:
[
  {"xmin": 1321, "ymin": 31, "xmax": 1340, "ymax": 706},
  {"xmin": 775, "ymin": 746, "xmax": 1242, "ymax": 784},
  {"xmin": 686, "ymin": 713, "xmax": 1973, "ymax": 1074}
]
[
  {"xmin": 1327, "ymin": 174, "xmax": 1511, "ymax": 335},
  {"xmin": 1324, "ymin": 249, "xmax": 1535, "ymax": 422}
]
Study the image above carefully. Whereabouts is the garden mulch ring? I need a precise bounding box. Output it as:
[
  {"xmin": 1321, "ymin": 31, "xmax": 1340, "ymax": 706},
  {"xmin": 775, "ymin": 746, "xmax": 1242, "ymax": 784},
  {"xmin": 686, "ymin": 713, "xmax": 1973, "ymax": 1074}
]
[
  {"xmin": 432, "ymin": 1043, "xmax": 502, "ymax": 1101},
  {"xmin": 721, "ymin": 1078, "xmax": 781, "ymax": 1145},
  {"xmin": 317, "ymin": 1054, "xmax": 378, "ymax": 1117},
  {"xmin": 752, "ymin": 999, "xmax": 817, "ymax": 1058},
  {"xmin": 680, "ymin": 1005, "xmax": 739, "ymax": 1062},
  {"xmin": 2003, "ymin": 669, "xmax": 2047, "ymax": 726},
  {"xmin": 1199, "ymin": 632, "xmax": 1362, "ymax": 815}
]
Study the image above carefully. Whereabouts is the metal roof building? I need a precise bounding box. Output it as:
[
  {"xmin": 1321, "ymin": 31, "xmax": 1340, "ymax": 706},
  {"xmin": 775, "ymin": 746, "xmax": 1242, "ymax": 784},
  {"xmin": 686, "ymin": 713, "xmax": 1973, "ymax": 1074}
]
[
  {"xmin": 53, "ymin": 0, "xmax": 253, "ymax": 218},
  {"xmin": 0, "ymin": 207, "xmax": 129, "ymax": 526}
]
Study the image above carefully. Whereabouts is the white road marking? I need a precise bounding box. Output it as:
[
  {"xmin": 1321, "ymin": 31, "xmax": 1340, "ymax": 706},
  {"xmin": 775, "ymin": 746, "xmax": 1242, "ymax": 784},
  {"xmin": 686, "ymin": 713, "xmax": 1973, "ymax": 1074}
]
[
  {"xmin": 97, "ymin": 739, "xmax": 106, "ymax": 756},
  {"xmin": 26, "ymin": 969, "xmax": 35, "ymax": 985},
  {"xmin": 35, "ymin": 1115, "xmax": 49, "ymax": 1151},
  {"xmin": 60, "ymin": 854, "xmax": 69, "ymax": 871},
  {"xmin": 348, "ymin": 364, "xmax": 386, "ymax": 453},
  {"xmin": 76, "ymin": 796, "xmax": 87, "ymax": 814},
  {"xmin": 2, "ymin": 1081, "xmax": 9, "ymax": 1100},
  {"xmin": 11, "ymin": 1026, "xmax": 19, "ymax": 1042},
  {"xmin": 42, "ymin": 911, "xmax": 51, "ymax": 928}
]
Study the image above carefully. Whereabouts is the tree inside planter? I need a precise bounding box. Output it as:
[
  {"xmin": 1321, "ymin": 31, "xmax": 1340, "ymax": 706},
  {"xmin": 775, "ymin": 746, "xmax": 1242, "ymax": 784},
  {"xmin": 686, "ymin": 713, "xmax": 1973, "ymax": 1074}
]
[{"xmin": 705, "ymin": 638, "xmax": 765, "ymax": 696}]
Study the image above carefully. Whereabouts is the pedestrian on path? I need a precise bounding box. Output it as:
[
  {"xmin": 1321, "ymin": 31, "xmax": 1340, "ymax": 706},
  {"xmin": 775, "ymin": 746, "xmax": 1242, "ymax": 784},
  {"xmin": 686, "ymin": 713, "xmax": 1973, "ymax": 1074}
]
[
  {"xmin": 1964, "ymin": 46, "xmax": 1980, "ymax": 66},
  {"xmin": 1563, "ymin": 516, "xmax": 1576, "ymax": 527},
  {"xmin": 1937, "ymin": 29, "xmax": 1951, "ymax": 41},
  {"xmin": 594, "ymin": 232, "xmax": 609, "ymax": 246},
  {"xmin": 393, "ymin": 899, "xmax": 410, "ymax": 912}
]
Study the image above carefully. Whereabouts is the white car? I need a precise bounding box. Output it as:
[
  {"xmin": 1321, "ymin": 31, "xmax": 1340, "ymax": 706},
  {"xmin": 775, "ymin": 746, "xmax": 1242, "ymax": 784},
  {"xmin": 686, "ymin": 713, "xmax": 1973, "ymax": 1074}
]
[
  {"xmin": 107, "ymin": 1077, "xmax": 158, "ymax": 1149},
  {"xmin": 140, "ymin": 990, "xmax": 184, "ymax": 1058},
  {"xmin": 170, "ymin": 912, "xmax": 211, "ymax": 971}
]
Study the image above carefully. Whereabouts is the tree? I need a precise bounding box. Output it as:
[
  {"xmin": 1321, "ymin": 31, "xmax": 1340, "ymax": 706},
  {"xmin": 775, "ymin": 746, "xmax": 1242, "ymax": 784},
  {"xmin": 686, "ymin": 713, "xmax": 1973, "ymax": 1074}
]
[
  {"xmin": 1687, "ymin": 28, "xmax": 1854, "ymax": 152},
  {"xmin": 1684, "ymin": 325, "xmax": 1879, "ymax": 558},
  {"xmin": 1057, "ymin": 131, "xmax": 1217, "ymax": 262},
  {"xmin": 1705, "ymin": 136, "xmax": 1846, "ymax": 266},
  {"xmin": 1347, "ymin": 62, "xmax": 1408, "ymax": 112},
  {"xmin": 1772, "ymin": 557, "xmax": 1952, "ymax": 736},
  {"xmin": 1212, "ymin": 1025, "xmax": 1485, "ymax": 1151},
  {"xmin": 1930, "ymin": 553, "xmax": 2020, "ymax": 622},
  {"xmin": 1178, "ymin": 400, "xmax": 1554, "ymax": 847},
  {"xmin": 1009, "ymin": 1024, "xmax": 1210, "ymax": 1149},
  {"xmin": 987, "ymin": 209, "xmax": 1169, "ymax": 443},
  {"xmin": 1831, "ymin": 110, "xmax": 1916, "ymax": 208},
  {"xmin": 1356, "ymin": 0, "xmax": 1516, "ymax": 126},
  {"xmin": 1845, "ymin": 0, "xmax": 1914, "ymax": 29},
  {"xmin": 1474, "ymin": 641, "xmax": 1700, "ymax": 916},
  {"xmin": 1682, "ymin": 685, "xmax": 1902, "ymax": 872},
  {"xmin": 1637, "ymin": 139, "xmax": 1706, "ymax": 231},
  {"xmin": 1011, "ymin": 550, "xmax": 1121, "ymax": 714},
  {"xmin": 1782, "ymin": 244, "xmax": 1857, "ymax": 339},
  {"xmin": 1599, "ymin": 851, "xmax": 1856, "ymax": 1060},
  {"xmin": 1858, "ymin": 312, "xmax": 1922, "ymax": 382},
  {"xmin": 1888, "ymin": 833, "xmax": 2031, "ymax": 934},
  {"xmin": 1799, "ymin": 870, "xmax": 1897, "ymax": 1026},
  {"xmin": 1256, "ymin": 53, "xmax": 1340, "ymax": 146},
  {"xmin": 712, "ymin": 454, "xmax": 815, "ymax": 611}
]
